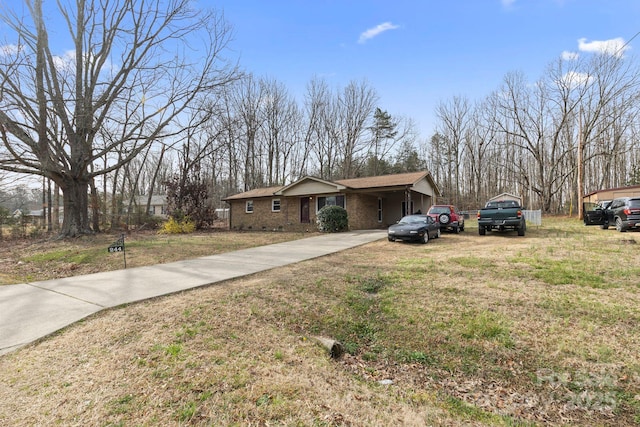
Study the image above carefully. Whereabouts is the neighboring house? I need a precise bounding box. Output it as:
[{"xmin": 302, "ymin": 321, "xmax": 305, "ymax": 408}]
[
  {"xmin": 222, "ymin": 171, "xmax": 441, "ymax": 231},
  {"xmin": 488, "ymin": 193, "xmax": 522, "ymax": 206},
  {"xmin": 132, "ymin": 195, "xmax": 168, "ymax": 218},
  {"xmin": 17, "ymin": 207, "xmax": 64, "ymax": 225},
  {"xmin": 128, "ymin": 195, "xmax": 229, "ymax": 221},
  {"xmin": 583, "ymin": 185, "xmax": 640, "ymax": 204}
]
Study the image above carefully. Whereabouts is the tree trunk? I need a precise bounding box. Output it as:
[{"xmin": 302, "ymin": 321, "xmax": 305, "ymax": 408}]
[
  {"xmin": 146, "ymin": 145, "xmax": 166, "ymax": 214},
  {"xmin": 53, "ymin": 182, "xmax": 60, "ymax": 231},
  {"xmin": 60, "ymin": 178, "xmax": 92, "ymax": 237},
  {"xmin": 47, "ymin": 178, "xmax": 52, "ymax": 232},
  {"xmin": 90, "ymin": 178, "xmax": 101, "ymax": 232}
]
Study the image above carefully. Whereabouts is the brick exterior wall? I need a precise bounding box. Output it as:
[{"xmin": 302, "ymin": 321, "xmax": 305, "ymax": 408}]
[
  {"xmin": 229, "ymin": 193, "xmax": 431, "ymax": 232},
  {"xmin": 347, "ymin": 193, "xmax": 383, "ymax": 230},
  {"xmin": 224, "ymin": 171, "xmax": 438, "ymax": 232},
  {"xmin": 229, "ymin": 198, "xmax": 284, "ymax": 230},
  {"xmin": 228, "ymin": 197, "xmax": 320, "ymax": 231},
  {"xmin": 228, "ymin": 193, "xmax": 390, "ymax": 231}
]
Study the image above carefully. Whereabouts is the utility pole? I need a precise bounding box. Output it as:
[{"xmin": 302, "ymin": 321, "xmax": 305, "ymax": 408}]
[{"xmin": 577, "ymin": 107, "xmax": 584, "ymax": 220}]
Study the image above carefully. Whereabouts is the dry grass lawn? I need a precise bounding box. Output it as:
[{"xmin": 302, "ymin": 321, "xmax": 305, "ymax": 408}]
[
  {"xmin": 1, "ymin": 219, "xmax": 639, "ymax": 426},
  {"xmin": 0, "ymin": 230, "xmax": 313, "ymax": 285}
]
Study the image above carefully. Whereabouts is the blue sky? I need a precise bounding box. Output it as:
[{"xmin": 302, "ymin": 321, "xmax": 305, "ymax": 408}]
[
  {"xmin": 209, "ymin": 0, "xmax": 640, "ymax": 139},
  {"xmin": 2, "ymin": 0, "xmax": 639, "ymax": 141}
]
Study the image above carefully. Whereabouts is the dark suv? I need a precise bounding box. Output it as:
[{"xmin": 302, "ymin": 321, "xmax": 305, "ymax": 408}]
[
  {"xmin": 584, "ymin": 197, "xmax": 640, "ymax": 232},
  {"xmin": 427, "ymin": 204, "xmax": 465, "ymax": 233}
]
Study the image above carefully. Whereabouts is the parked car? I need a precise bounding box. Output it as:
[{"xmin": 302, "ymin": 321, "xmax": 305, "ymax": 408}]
[
  {"xmin": 426, "ymin": 205, "xmax": 465, "ymax": 233},
  {"xmin": 477, "ymin": 199, "xmax": 526, "ymax": 236},
  {"xmin": 583, "ymin": 197, "xmax": 640, "ymax": 232},
  {"xmin": 388, "ymin": 214, "xmax": 440, "ymax": 243},
  {"xmin": 583, "ymin": 200, "xmax": 611, "ymax": 228}
]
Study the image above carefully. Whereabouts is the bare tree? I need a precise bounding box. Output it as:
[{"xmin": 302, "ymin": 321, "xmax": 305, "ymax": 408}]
[
  {"xmin": 0, "ymin": 0, "xmax": 238, "ymax": 236},
  {"xmin": 296, "ymin": 77, "xmax": 322, "ymax": 178},
  {"xmin": 303, "ymin": 77, "xmax": 336, "ymax": 179},
  {"xmin": 337, "ymin": 80, "xmax": 378, "ymax": 178},
  {"xmin": 214, "ymin": 83, "xmax": 243, "ymax": 195},
  {"xmin": 576, "ymin": 52, "xmax": 640, "ymax": 195},
  {"xmin": 435, "ymin": 96, "xmax": 471, "ymax": 205},
  {"xmin": 231, "ymin": 74, "xmax": 266, "ymax": 191},
  {"xmin": 259, "ymin": 78, "xmax": 302, "ymax": 185},
  {"xmin": 465, "ymin": 99, "xmax": 498, "ymax": 206}
]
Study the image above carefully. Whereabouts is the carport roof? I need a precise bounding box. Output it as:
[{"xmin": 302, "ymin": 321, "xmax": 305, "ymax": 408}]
[{"xmin": 335, "ymin": 171, "xmax": 432, "ymax": 189}]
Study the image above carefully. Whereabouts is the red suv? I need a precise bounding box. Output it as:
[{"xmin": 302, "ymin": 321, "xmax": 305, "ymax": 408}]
[{"xmin": 427, "ymin": 205, "xmax": 465, "ymax": 233}]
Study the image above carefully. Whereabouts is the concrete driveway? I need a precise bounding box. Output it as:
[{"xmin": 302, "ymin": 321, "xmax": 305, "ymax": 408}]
[{"xmin": 0, "ymin": 230, "xmax": 385, "ymax": 356}]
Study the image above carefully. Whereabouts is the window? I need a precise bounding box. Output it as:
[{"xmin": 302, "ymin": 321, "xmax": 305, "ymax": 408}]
[
  {"xmin": 245, "ymin": 200, "xmax": 254, "ymax": 213},
  {"xmin": 610, "ymin": 199, "xmax": 623, "ymax": 209},
  {"xmin": 317, "ymin": 195, "xmax": 345, "ymax": 210},
  {"xmin": 377, "ymin": 198, "xmax": 383, "ymax": 222},
  {"xmin": 272, "ymin": 199, "xmax": 281, "ymax": 212}
]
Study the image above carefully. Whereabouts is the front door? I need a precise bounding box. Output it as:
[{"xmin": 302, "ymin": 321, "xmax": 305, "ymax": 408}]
[{"xmin": 300, "ymin": 197, "xmax": 310, "ymax": 223}]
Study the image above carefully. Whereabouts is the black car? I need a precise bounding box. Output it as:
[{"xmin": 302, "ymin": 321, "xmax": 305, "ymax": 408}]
[
  {"xmin": 388, "ymin": 215, "xmax": 441, "ymax": 243},
  {"xmin": 583, "ymin": 197, "xmax": 640, "ymax": 232}
]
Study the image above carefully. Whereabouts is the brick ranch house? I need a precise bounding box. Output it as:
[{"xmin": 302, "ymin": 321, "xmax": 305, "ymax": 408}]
[{"xmin": 222, "ymin": 171, "xmax": 441, "ymax": 231}]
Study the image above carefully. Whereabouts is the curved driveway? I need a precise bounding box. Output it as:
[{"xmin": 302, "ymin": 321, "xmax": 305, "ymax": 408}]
[{"xmin": 0, "ymin": 230, "xmax": 385, "ymax": 356}]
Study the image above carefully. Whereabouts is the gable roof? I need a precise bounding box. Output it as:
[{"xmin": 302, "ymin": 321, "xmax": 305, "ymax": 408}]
[
  {"xmin": 488, "ymin": 192, "xmax": 521, "ymax": 202},
  {"xmin": 274, "ymin": 176, "xmax": 346, "ymax": 196},
  {"xmin": 222, "ymin": 171, "xmax": 439, "ymax": 201},
  {"xmin": 133, "ymin": 194, "xmax": 167, "ymax": 206}
]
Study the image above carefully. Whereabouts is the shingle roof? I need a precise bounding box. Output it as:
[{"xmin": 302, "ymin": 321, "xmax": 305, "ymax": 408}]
[
  {"xmin": 222, "ymin": 171, "xmax": 435, "ymax": 201},
  {"xmin": 336, "ymin": 171, "xmax": 429, "ymax": 189},
  {"xmin": 223, "ymin": 185, "xmax": 284, "ymax": 201}
]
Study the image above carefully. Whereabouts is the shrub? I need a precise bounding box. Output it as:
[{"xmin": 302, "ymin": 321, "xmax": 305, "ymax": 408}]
[
  {"xmin": 164, "ymin": 170, "xmax": 215, "ymax": 229},
  {"xmin": 130, "ymin": 214, "xmax": 164, "ymax": 230},
  {"xmin": 316, "ymin": 205, "xmax": 348, "ymax": 233},
  {"xmin": 28, "ymin": 227, "xmax": 44, "ymax": 239},
  {"xmin": 181, "ymin": 219, "xmax": 196, "ymax": 233},
  {"xmin": 11, "ymin": 224, "xmax": 25, "ymax": 239},
  {"xmin": 158, "ymin": 216, "xmax": 196, "ymax": 234}
]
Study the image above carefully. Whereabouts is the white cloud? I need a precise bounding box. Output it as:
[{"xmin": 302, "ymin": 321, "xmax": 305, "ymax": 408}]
[
  {"xmin": 50, "ymin": 49, "xmax": 117, "ymax": 76},
  {"xmin": 0, "ymin": 44, "xmax": 21, "ymax": 57},
  {"xmin": 358, "ymin": 22, "xmax": 399, "ymax": 44},
  {"xmin": 52, "ymin": 50, "xmax": 76, "ymax": 72},
  {"xmin": 501, "ymin": 0, "xmax": 516, "ymax": 8},
  {"xmin": 577, "ymin": 37, "xmax": 629, "ymax": 58},
  {"xmin": 561, "ymin": 50, "xmax": 579, "ymax": 61},
  {"xmin": 561, "ymin": 71, "xmax": 592, "ymax": 88}
]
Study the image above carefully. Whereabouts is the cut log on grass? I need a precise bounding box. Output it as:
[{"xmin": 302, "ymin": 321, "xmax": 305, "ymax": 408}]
[{"xmin": 313, "ymin": 336, "xmax": 344, "ymax": 359}]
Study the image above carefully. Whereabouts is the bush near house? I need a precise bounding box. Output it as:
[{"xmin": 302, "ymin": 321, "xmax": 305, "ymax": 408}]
[
  {"xmin": 316, "ymin": 205, "xmax": 348, "ymax": 232},
  {"xmin": 158, "ymin": 216, "xmax": 196, "ymax": 234}
]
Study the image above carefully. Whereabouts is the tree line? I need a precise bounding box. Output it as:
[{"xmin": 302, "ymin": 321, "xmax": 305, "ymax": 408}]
[
  {"xmin": 430, "ymin": 49, "xmax": 640, "ymax": 214},
  {"xmin": 1, "ymin": 0, "xmax": 639, "ymax": 236}
]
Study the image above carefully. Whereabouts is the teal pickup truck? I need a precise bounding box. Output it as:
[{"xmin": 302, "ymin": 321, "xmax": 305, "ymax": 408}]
[{"xmin": 477, "ymin": 200, "xmax": 526, "ymax": 236}]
